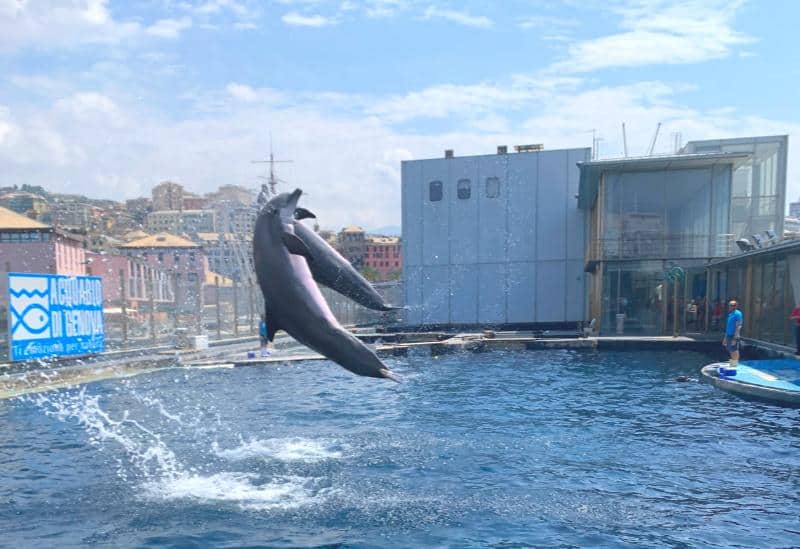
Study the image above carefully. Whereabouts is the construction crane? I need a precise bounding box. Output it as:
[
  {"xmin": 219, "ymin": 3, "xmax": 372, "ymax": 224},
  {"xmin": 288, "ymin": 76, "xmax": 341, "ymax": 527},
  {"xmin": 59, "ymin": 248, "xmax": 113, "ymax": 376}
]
[{"xmin": 648, "ymin": 122, "xmax": 661, "ymax": 156}]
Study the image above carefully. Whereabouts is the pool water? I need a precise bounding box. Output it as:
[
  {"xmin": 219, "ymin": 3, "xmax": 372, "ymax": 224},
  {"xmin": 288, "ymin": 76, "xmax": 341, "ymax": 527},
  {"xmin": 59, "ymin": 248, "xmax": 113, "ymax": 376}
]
[{"xmin": 2, "ymin": 349, "xmax": 799, "ymax": 547}]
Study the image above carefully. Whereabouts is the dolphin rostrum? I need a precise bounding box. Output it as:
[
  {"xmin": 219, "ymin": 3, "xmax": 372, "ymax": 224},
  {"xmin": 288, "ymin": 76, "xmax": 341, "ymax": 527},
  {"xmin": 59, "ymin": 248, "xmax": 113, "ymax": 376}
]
[
  {"xmin": 254, "ymin": 189, "xmax": 399, "ymax": 381},
  {"xmin": 291, "ymin": 215, "xmax": 400, "ymax": 312}
]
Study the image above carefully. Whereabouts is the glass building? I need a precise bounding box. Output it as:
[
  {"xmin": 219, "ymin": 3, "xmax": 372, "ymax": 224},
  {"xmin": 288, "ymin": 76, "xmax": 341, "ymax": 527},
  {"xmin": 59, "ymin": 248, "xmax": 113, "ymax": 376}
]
[
  {"xmin": 707, "ymin": 240, "xmax": 800, "ymax": 348},
  {"xmin": 578, "ymin": 135, "xmax": 788, "ymax": 335}
]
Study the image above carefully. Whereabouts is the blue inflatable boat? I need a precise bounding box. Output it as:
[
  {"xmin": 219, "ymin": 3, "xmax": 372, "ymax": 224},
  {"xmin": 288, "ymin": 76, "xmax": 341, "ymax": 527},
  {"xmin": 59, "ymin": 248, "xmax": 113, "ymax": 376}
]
[{"xmin": 701, "ymin": 360, "xmax": 800, "ymax": 407}]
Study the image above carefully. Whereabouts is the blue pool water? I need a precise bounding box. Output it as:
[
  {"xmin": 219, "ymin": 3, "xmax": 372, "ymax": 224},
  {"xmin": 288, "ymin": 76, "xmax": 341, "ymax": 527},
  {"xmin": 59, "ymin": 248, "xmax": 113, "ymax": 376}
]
[{"xmin": 2, "ymin": 349, "xmax": 799, "ymax": 547}]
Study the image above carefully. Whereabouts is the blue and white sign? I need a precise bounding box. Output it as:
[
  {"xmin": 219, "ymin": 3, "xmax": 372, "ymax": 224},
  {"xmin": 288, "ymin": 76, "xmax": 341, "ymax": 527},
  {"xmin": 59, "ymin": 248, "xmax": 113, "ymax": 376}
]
[{"xmin": 8, "ymin": 273, "xmax": 104, "ymax": 361}]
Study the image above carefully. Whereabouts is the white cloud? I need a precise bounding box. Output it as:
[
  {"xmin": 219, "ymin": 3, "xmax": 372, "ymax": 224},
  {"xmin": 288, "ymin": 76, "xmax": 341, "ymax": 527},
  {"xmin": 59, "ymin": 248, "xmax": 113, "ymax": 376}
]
[
  {"xmin": 0, "ymin": 0, "xmax": 141, "ymax": 52},
  {"xmin": 423, "ymin": 6, "xmax": 492, "ymax": 28},
  {"xmin": 282, "ymin": 11, "xmax": 336, "ymax": 27},
  {"xmin": 555, "ymin": 0, "xmax": 753, "ymax": 72},
  {"xmin": 146, "ymin": 17, "xmax": 193, "ymax": 39},
  {"xmin": 3, "ymin": 75, "xmax": 796, "ymax": 228}
]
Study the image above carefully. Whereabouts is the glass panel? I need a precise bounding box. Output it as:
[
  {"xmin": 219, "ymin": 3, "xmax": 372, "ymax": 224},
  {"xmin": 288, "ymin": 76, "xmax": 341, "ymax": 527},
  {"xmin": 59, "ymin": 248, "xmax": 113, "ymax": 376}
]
[
  {"xmin": 601, "ymin": 261, "xmax": 665, "ymax": 335},
  {"xmin": 750, "ymin": 261, "xmax": 762, "ymax": 340},
  {"xmin": 761, "ymin": 258, "xmax": 775, "ymax": 342},
  {"xmin": 457, "ymin": 179, "xmax": 471, "ymax": 199},
  {"xmin": 429, "ymin": 180, "xmax": 442, "ymax": 202},
  {"xmin": 485, "ymin": 177, "xmax": 500, "ymax": 198},
  {"xmin": 775, "ymin": 257, "xmax": 788, "ymax": 345}
]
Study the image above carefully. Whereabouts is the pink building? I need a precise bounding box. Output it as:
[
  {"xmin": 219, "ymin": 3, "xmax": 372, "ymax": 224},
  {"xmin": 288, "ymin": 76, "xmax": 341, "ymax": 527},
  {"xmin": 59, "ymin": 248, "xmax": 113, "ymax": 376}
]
[
  {"xmin": 364, "ymin": 236, "xmax": 402, "ymax": 280},
  {"xmin": 118, "ymin": 233, "xmax": 208, "ymax": 320},
  {"xmin": 0, "ymin": 205, "xmax": 87, "ymax": 302},
  {"xmin": 0, "ymin": 206, "xmax": 90, "ymax": 340}
]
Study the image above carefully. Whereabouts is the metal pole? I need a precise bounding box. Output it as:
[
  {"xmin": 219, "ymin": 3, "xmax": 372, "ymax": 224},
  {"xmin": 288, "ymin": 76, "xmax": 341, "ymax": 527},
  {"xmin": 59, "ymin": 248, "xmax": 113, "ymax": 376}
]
[
  {"xmin": 249, "ymin": 283, "xmax": 255, "ymax": 334},
  {"xmin": 673, "ymin": 278, "xmax": 679, "ymax": 337},
  {"xmin": 215, "ymin": 275, "xmax": 221, "ymax": 340},
  {"xmin": 233, "ymin": 278, "xmax": 239, "ymax": 337},
  {"xmin": 149, "ymin": 270, "xmax": 156, "ymax": 345},
  {"xmin": 120, "ymin": 268, "xmax": 128, "ymax": 346}
]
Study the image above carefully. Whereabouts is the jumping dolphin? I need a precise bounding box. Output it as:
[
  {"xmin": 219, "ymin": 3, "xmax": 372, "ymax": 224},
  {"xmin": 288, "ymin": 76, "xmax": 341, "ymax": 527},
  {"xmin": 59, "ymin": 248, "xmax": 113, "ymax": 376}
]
[
  {"xmin": 254, "ymin": 189, "xmax": 399, "ymax": 381},
  {"xmin": 290, "ymin": 214, "xmax": 400, "ymax": 312}
]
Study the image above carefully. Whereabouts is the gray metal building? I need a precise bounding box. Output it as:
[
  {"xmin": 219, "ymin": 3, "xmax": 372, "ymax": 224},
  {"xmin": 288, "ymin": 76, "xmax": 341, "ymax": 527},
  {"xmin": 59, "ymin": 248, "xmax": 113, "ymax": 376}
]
[{"xmin": 402, "ymin": 146, "xmax": 590, "ymax": 328}]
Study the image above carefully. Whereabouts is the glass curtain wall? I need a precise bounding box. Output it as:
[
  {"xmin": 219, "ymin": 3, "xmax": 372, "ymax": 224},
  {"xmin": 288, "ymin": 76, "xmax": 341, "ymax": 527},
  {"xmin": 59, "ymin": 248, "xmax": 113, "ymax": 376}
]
[
  {"xmin": 707, "ymin": 252, "xmax": 798, "ymax": 346},
  {"xmin": 602, "ymin": 259, "xmax": 708, "ymax": 335},
  {"xmin": 689, "ymin": 137, "xmax": 786, "ymax": 240},
  {"xmin": 602, "ymin": 167, "xmax": 729, "ymax": 260}
]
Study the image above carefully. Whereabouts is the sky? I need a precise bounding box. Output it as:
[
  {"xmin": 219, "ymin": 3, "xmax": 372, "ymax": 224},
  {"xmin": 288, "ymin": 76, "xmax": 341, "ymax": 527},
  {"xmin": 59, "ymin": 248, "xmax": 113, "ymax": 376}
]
[{"xmin": 0, "ymin": 0, "xmax": 798, "ymax": 230}]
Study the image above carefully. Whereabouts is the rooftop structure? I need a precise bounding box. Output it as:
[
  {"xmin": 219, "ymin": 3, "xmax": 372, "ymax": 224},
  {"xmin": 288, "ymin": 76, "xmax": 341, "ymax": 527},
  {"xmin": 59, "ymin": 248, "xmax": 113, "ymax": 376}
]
[{"xmin": 119, "ymin": 233, "xmax": 200, "ymax": 249}]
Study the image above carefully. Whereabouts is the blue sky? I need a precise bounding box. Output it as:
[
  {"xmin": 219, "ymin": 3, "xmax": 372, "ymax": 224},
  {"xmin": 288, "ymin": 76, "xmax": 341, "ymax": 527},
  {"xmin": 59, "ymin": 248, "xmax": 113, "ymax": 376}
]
[{"xmin": 0, "ymin": 0, "xmax": 798, "ymax": 229}]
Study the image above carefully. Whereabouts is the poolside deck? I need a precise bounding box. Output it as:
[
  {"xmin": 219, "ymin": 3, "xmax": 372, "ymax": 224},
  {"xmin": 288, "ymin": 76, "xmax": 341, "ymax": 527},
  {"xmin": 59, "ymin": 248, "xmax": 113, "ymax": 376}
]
[{"xmin": 0, "ymin": 332, "xmax": 734, "ymax": 399}]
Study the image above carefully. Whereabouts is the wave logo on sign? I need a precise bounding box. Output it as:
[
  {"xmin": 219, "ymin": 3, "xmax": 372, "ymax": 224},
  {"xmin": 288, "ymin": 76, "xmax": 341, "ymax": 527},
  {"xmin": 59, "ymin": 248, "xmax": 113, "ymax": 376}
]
[{"xmin": 9, "ymin": 276, "xmax": 51, "ymax": 341}]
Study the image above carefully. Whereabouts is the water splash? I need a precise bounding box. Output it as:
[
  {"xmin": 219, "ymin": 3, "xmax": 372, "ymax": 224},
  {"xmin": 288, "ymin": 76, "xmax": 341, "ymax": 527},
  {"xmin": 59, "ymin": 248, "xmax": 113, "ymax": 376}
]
[
  {"xmin": 22, "ymin": 387, "xmax": 335, "ymax": 511},
  {"xmin": 213, "ymin": 437, "xmax": 343, "ymax": 463}
]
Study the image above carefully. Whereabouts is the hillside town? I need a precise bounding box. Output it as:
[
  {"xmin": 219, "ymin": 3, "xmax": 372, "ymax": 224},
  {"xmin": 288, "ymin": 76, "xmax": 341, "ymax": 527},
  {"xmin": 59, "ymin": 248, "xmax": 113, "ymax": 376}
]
[{"xmin": 0, "ymin": 181, "xmax": 402, "ymax": 347}]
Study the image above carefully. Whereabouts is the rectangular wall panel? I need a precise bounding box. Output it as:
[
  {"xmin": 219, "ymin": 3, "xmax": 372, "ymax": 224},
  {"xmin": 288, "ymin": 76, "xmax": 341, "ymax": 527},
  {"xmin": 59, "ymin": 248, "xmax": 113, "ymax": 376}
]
[
  {"xmin": 478, "ymin": 263, "xmax": 507, "ymax": 323},
  {"xmin": 507, "ymin": 154, "xmax": 537, "ymax": 262},
  {"xmin": 507, "ymin": 261, "xmax": 536, "ymax": 323},
  {"xmin": 404, "ymin": 266, "xmax": 423, "ymax": 325},
  {"xmin": 449, "ymin": 157, "xmax": 479, "ymax": 265},
  {"xmin": 478, "ymin": 155, "xmax": 508, "ymax": 264},
  {"xmin": 450, "ymin": 264, "xmax": 478, "ymax": 324},
  {"xmin": 536, "ymin": 260, "xmax": 566, "ymax": 321},
  {"xmin": 401, "ymin": 161, "xmax": 423, "ymax": 267},
  {"xmin": 537, "ymin": 151, "xmax": 568, "ymax": 261},
  {"xmin": 566, "ymin": 149, "xmax": 589, "ymax": 260},
  {"xmin": 421, "ymin": 159, "xmax": 450, "ymax": 266},
  {"xmin": 565, "ymin": 259, "xmax": 585, "ymax": 321},
  {"xmin": 421, "ymin": 265, "xmax": 450, "ymax": 325}
]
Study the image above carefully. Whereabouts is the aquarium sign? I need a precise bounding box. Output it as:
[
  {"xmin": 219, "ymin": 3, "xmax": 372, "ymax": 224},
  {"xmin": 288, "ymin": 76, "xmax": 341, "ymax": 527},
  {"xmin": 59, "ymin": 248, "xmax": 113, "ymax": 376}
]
[{"xmin": 8, "ymin": 273, "xmax": 104, "ymax": 361}]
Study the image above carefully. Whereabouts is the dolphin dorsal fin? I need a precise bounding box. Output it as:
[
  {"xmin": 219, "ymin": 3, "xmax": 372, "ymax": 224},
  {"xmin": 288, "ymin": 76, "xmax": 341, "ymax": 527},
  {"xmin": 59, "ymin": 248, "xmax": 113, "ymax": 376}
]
[
  {"xmin": 294, "ymin": 207, "xmax": 317, "ymax": 220},
  {"xmin": 282, "ymin": 232, "xmax": 313, "ymax": 261}
]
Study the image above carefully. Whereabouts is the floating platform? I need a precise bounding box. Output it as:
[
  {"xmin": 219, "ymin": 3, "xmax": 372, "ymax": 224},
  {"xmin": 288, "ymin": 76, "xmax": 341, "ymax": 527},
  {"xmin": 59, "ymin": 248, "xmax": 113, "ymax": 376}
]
[{"xmin": 701, "ymin": 360, "xmax": 800, "ymax": 407}]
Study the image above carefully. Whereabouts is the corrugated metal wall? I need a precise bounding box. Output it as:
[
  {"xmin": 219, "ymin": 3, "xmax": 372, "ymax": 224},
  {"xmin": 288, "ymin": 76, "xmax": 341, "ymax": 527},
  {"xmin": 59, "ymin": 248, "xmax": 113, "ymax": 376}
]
[{"xmin": 402, "ymin": 147, "xmax": 590, "ymax": 327}]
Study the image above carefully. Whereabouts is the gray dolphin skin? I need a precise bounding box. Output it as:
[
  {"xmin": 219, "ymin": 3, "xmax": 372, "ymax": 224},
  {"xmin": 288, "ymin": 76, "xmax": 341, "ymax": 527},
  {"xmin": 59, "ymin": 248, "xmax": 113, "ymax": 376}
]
[
  {"xmin": 292, "ymin": 219, "xmax": 400, "ymax": 312},
  {"xmin": 253, "ymin": 189, "xmax": 399, "ymax": 381}
]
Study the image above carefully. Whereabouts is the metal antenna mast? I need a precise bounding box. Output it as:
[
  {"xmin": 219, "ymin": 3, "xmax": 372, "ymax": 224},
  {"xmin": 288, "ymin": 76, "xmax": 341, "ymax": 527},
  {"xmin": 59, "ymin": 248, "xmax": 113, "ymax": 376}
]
[
  {"xmin": 622, "ymin": 123, "xmax": 628, "ymax": 157},
  {"xmin": 252, "ymin": 137, "xmax": 293, "ymax": 200},
  {"xmin": 648, "ymin": 122, "xmax": 662, "ymax": 156}
]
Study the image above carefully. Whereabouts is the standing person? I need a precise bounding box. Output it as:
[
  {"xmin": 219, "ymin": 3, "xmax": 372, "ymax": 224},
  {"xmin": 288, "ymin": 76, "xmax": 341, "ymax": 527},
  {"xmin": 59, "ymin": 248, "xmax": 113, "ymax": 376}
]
[
  {"xmin": 259, "ymin": 314, "xmax": 271, "ymax": 357},
  {"xmin": 722, "ymin": 300, "xmax": 743, "ymax": 370},
  {"xmin": 789, "ymin": 304, "xmax": 800, "ymax": 356}
]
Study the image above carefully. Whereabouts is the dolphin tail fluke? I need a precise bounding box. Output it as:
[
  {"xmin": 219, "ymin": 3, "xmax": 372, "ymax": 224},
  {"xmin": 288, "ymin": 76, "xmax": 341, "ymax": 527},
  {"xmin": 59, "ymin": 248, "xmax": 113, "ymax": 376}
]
[{"xmin": 380, "ymin": 368, "xmax": 402, "ymax": 383}]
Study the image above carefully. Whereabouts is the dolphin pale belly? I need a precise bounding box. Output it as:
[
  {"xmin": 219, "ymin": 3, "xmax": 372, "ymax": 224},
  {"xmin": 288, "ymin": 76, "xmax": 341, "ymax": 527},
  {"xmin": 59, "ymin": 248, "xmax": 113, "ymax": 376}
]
[
  {"xmin": 292, "ymin": 220, "xmax": 399, "ymax": 312},
  {"xmin": 253, "ymin": 189, "xmax": 399, "ymax": 381}
]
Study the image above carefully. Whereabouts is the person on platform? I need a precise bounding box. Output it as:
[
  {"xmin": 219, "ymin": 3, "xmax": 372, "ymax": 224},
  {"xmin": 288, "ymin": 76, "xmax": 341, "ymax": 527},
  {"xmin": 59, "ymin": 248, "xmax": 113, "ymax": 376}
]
[
  {"xmin": 789, "ymin": 304, "xmax": 800, "ymax": 356},
  {"xmin": 259, "ymin": 314, "xmax": 271, "ymax": 357},
  {"xmin": 722, "ymin": 300, "xmax": 743, "ymax": 370}
]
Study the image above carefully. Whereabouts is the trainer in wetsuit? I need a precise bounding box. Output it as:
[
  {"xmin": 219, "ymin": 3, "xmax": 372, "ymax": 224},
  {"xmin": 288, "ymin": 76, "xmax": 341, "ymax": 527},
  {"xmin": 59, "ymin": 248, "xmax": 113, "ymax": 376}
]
[{"xmin": 722, "ymin": 300, "xmax": 743, "ymax": 369}]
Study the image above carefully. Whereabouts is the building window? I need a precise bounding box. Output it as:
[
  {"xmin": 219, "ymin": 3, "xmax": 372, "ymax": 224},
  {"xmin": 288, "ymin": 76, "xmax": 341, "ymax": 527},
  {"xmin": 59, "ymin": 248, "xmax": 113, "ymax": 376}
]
[
  {"xmin": 457, "ymin": 179, "xmax": 471, "ymax": 199},
  {"xmin": 429, "ymin": 180, "xmax": 443, "ymax": 202},
  {"xmin": 486, "ymin": 177, "xmax": 500, "ymax": 198}
]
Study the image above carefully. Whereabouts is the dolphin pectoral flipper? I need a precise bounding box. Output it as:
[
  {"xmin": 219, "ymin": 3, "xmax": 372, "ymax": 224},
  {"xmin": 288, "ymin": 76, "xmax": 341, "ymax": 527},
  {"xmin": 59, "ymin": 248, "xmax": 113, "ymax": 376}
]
[
  {"xmin": 282, "ymin": 233, "xmax": 313, "ymax": 260},
  {"xmin": 294, "ymin": 207, "xmax": 316, "ymax": 220}
]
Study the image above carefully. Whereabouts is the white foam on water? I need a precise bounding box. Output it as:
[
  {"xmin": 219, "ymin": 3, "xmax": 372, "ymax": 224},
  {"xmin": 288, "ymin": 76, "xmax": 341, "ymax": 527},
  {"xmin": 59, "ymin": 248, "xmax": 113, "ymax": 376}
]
[
  {"xmin": 142, "ymin": 472, "xmax": 331, "ymax": 511},
  {"xmin": 27, "ymin": 387, "xmax": 183, "ymax": 482},
  {"xmin": 23, "ymin": 388, "xmax": 333, "ymax": 512},
  {"xmin": 213, "ymin": 437, "xmax": 343, "ymax": 463}
]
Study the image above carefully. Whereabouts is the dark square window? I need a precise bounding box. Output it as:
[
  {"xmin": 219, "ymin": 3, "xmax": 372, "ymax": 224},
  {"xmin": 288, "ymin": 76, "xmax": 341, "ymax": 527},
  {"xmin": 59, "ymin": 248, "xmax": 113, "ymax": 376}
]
[
  {"xmin": 457, "ymin": 179, "xmax": 471, "ymax": 199},
  {"xmin": 486, "ymin": 177, "xmax": 500, "ymax": 198},
  {"xmin": 429, "ymin": 180, "xmax": 443, "ymax": 202}
]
